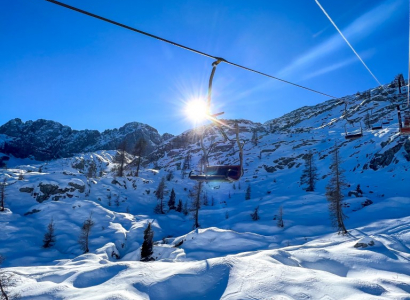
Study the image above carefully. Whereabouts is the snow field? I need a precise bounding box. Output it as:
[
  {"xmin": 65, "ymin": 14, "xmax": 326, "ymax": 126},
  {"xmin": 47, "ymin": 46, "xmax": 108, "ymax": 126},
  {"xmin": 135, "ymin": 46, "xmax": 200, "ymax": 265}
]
[{"xmin": 1, "ymin": 86, "xmax": 410, "ymax": 299}]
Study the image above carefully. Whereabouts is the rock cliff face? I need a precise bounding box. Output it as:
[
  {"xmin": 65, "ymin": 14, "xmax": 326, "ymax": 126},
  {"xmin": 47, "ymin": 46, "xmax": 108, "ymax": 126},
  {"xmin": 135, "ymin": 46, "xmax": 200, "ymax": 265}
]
[{"xmin": 0, "ymin": 119, "xmax": 173, "ymax": 161}]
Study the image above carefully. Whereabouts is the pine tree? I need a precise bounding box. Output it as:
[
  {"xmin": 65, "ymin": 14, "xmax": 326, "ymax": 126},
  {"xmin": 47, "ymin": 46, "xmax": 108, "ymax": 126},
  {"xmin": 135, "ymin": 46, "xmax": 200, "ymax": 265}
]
[
  {"xmin": 326, "ymin": 144, "xmax": 348, "ymax": 235},
  {"xmin": 250, "ymin": 206, "xmax": 260, "ymax": 221},
  {"xmin": 300, "ymin": 151, "xmax": 318, "ymax": 192},
  {"xmin": 176, "ymin": 199, "xmax": 183, "ymax": 212},
  {"xmin": 0, "ymin": 178, "xmax": 6, "ymax": 212},
  {"xmin": 43, "ymin": 218, "xmax": 56, "ymax": 248},
  {"xmin": 134, "ymin": 138, "xmax": 147, "ymax": 177},
  {"xmin": 78, "ymin": 214, "xmax": 94, "ymax": 253},
  {"xmin": 140, "ymin": 222, "xmax": 154, "ymax": 261},
  {"xmin": 277, "ymin": 206, "xmax": 284, "ymax": 228},
  {"xmin": 245, "ymin": 184, "xmax": 251, "ymax": 200},
  {"xmin": 168, "ymin": 188, "xmax": 176, "ymax": 210},
  {"xmin": 154, "ymin": 177, "xmax": 166, "ymax": 214}
]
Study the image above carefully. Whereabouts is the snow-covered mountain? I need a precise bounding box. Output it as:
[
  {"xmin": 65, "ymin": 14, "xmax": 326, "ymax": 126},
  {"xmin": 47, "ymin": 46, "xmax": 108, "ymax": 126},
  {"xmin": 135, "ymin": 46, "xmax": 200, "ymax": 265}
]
[
  {"xmin": 0, "ymin": 119, "xmax": 173, "ymax": 161},
  {"xmin": 0, "ymin": 82, "xmax": 409, "ymax": 300}
]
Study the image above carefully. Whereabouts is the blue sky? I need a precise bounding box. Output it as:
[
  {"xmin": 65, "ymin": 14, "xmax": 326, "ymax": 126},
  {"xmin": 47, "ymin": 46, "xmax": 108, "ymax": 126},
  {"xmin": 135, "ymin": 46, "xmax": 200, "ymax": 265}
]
[{"xmin": 1, "ymin": 0, "xmax": 407, "ymax": 135}]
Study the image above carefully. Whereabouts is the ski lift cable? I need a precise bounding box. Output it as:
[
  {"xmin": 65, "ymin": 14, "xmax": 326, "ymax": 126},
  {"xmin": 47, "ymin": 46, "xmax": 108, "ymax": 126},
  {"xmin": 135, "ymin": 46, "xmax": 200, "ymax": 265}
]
[
  {"xmin": 314, "ymin": 0, "xmax": 383, "ymax": 88},
  {"xmin": 45, "ymin": 0, "xmax": 338, "ymax": 99}
]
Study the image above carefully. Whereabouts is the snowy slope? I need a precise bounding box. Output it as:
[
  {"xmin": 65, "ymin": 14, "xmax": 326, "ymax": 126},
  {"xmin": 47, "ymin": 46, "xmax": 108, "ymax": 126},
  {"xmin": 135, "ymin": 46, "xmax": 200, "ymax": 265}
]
[{"xmin": 0, "ymin": 83, "xmax": 409, "ymax": 299}]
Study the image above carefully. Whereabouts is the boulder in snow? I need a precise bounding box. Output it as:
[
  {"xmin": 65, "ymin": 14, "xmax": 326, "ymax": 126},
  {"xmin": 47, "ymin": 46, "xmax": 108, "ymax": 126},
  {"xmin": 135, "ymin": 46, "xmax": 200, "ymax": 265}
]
[{"xmin": 354, "ymin": 237, "xmax": 375, "ymax": 248}]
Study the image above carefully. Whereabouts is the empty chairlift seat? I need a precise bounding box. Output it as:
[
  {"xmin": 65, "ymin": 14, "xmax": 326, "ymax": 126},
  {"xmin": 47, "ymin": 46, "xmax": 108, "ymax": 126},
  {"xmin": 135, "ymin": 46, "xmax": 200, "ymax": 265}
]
[
  {"xmin": 397, "ymin": 105, "xmax": 410, "ymax": 135},
  {"xmin": 344, "ymin": 123, "xmax": 363, "ymax": 140},
  {"xmin": 189, "ymin": 165, "xmax": 242, "ymax": 182}
]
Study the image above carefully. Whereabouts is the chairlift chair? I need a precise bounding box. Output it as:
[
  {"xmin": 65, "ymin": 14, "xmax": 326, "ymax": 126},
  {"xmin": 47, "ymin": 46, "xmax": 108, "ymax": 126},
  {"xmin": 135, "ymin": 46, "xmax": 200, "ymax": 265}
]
[
  {"xmin": 189, "ymin": 165, "xmax": 242, "ymax": 182},
  {"xmin": 188, "ymin": 59, "xmax": 244, "ymax": 182},
  {"xmin": 370, "ymin": 108, "xmax": 382, "ymax": 130},
  {"xmin": 188, "ymin": 126, "xmax": 244, "ymax": 182},
  {"xmin": 344, "ymin": 123, "xmax": 363, "ymax": 140},
  {"xmin": 371, "ymin": 124, "xmax": 382, "ymax": 130},
  {"xmin": 397, "ymin": 105, "xmax": 410, "ymax": 135}
]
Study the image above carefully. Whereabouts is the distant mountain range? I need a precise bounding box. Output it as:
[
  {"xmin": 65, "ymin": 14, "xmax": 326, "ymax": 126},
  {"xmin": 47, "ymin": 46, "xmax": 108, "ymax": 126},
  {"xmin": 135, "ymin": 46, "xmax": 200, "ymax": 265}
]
[{"xmin": 0, "ymin": 118, "xmax": 173, "ymax": 161}]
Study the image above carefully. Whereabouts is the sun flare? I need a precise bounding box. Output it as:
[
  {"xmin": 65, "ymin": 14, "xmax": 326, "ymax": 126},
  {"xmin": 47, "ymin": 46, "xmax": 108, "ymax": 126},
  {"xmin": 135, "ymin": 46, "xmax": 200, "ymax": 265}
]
[{"xmin": 184, "ymin": 99, "xmax": 208, "ymax": 121}]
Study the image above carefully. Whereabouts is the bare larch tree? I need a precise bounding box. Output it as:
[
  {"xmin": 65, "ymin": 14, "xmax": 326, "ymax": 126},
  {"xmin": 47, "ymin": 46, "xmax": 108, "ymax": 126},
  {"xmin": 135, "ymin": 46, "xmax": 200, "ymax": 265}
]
[
  {"xmin": 190, "ymin": 181, "xmax": 203, "ymax": 229},
  {"xmin": 326, "ymin": 144, "xmax": 348, "ymax": 235},
  {"xmin": 78, "ymin": 214, "xmax": 94, "ymax": 253},
  {"xmin": 115, "ymin": 140, "xmax": 127, "ymax": 177},
  {"xmin": 133, "ymin": 138, "xmax": 147, "ymax": 177},
  {"xmin": 277, "ymin": 206, "xmax": 284, "ymax": 228},
  {"xmin": 0, "ymin": 255, "xmax": 18, "ymax": 300},
  {"xmin": 300, "ymin": 151, "xmax": 319, "ymax": 192}
]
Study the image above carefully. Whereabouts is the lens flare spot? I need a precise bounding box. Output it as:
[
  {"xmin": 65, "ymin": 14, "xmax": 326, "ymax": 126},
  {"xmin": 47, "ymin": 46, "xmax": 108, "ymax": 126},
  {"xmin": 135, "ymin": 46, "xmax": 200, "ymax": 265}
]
[{"xmin": 185, "ymin": 100, "xmax": 208, "ymax": 121}]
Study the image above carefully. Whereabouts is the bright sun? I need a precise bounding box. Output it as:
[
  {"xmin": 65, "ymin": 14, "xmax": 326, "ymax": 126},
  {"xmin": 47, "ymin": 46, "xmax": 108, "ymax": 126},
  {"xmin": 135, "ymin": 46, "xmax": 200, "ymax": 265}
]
[{"xmin": 185, "ymin": 99, "xmax": 209, "ymax": 121}]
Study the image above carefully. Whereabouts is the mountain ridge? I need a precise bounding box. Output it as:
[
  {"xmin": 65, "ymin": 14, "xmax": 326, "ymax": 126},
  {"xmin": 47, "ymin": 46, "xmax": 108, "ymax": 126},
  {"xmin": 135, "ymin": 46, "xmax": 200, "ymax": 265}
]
[{"xmin": 0, "ymin": 118, "xmax": 174, "ymax": 161}]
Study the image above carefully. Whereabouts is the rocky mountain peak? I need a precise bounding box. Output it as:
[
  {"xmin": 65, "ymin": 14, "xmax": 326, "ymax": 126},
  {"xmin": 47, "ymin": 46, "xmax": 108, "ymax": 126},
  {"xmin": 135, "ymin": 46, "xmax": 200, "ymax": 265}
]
[{"xmin": 0, "ymin": 119, "xmax": 170, "ymax": 161}]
